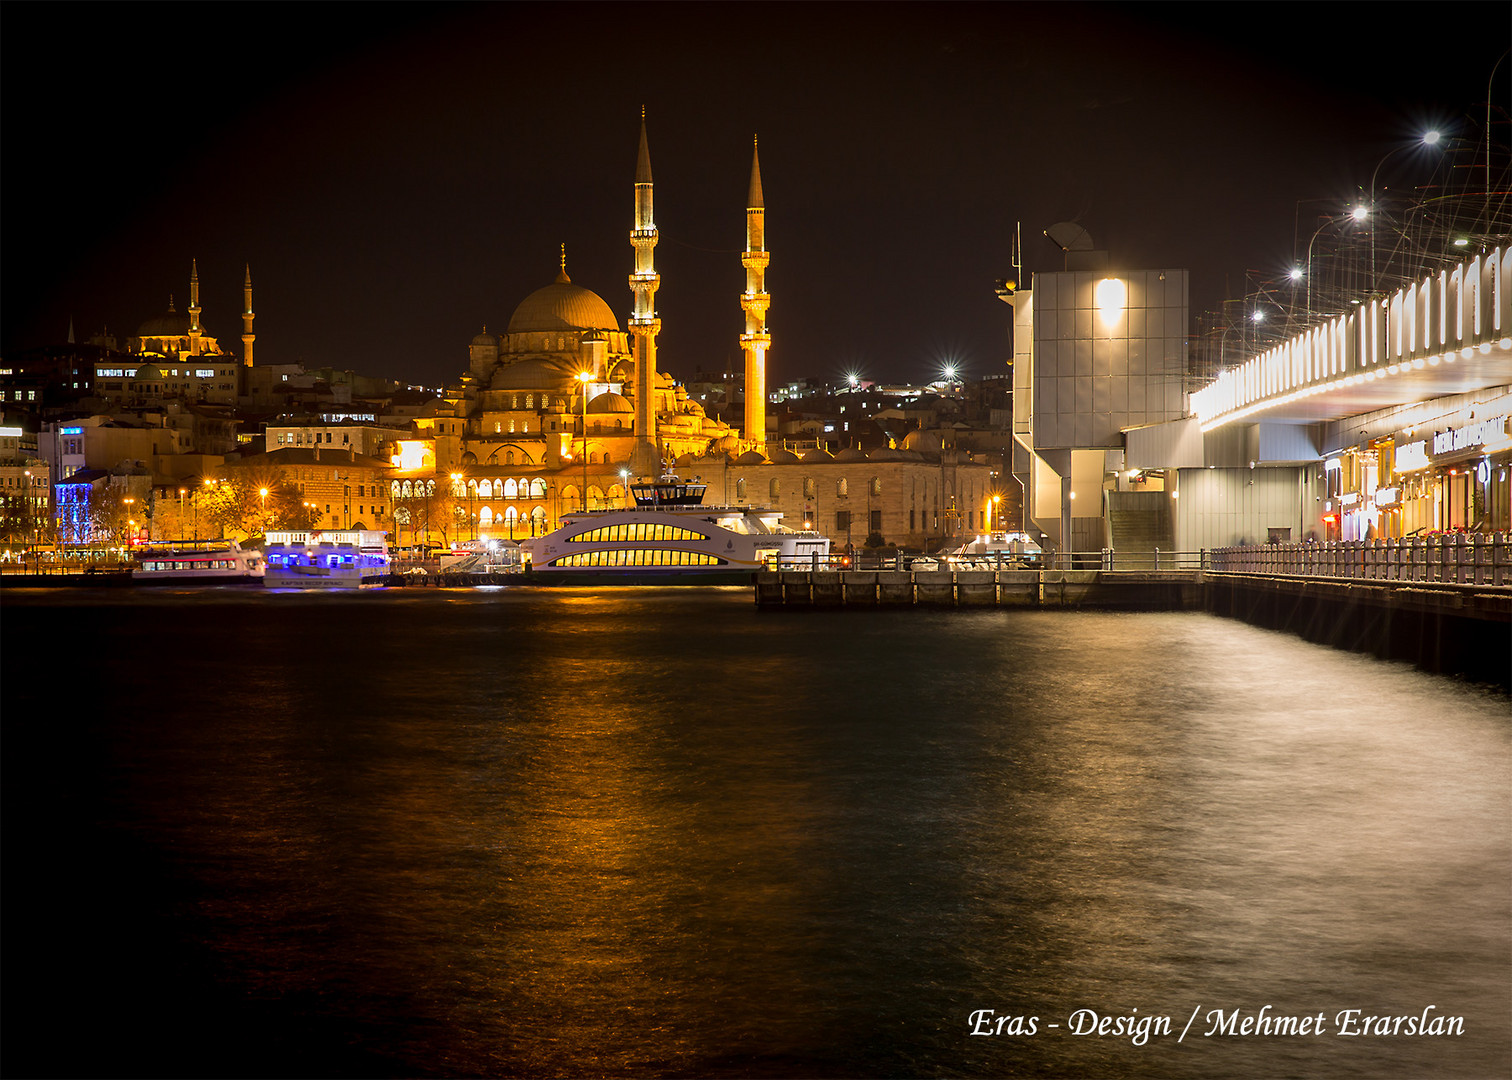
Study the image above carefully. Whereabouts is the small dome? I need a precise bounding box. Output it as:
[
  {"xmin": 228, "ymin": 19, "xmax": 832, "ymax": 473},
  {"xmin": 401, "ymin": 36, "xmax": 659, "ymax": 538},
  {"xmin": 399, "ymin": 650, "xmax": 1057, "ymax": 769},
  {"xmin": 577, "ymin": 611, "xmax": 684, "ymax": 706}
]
[
  {"xmin": 490, "ymin": 357, "xmax": 572, "ymax": 391},
  {"xmin": 902, "ymin": 430, "xmax": 943, "ymax": 453},
  {"xmin": 587, "ymin": 391, "xmax": 633, "ymax": 414},
  {"xmin": 767, "ymin": 448, "xmax": 801, "ymax": 464},
  {"xmin": 506, "ymin": 270, "xmax": 621, "ymax": 334},
  {"xmin": 868, "ymin": 447, "xmax": 906, "ymax": 461},
  {"xmin": 471, "ymin": 327, "xmax": 500, "ymax": 347},
  {"xmin": 833, "ymin": 448, "xmax": 868, "ymax": 462},
  {"xmin": 133, "ymin": 363, "xmax": 164, "ymax": 380},
  {"xmin": 734, "ymin": 450, "xmax": 769, "ymax": 465},
  {"xmin": 801, "ymin": 447, "xmax": 835, "ymax": 463}
]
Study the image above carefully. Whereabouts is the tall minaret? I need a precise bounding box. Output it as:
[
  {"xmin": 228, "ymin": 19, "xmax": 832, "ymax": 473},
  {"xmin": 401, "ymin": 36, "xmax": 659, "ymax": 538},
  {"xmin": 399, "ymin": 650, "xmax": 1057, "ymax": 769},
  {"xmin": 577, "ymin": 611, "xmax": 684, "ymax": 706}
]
[
  {"xmin": 628, "ymin": 109, "xmax": 662, "ymax": 478},
  {"xmin": 241, "ymin": 264, "xmax": 256, "ymax": 367},
  {"xmin": 740, "ymin": 136, "xmax": 770, "ymax": 448},
  {"xmin": 187, "ymin": 259, "xmax": 204, "ymax": 356}
]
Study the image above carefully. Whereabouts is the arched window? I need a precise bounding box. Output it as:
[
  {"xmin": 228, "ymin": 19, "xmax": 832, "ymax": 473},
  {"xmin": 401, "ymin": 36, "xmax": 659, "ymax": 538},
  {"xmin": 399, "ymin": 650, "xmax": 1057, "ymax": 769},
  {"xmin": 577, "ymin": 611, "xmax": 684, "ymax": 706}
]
[
  {"xmin": 478, "ymin": 480, "xmax": 492, "ymax": 498},
  {"xmin": 504, "ymin": 506, "xmax": 518, "ymax": 524},
  {"xmin": 837, "ymin": 478, "xmax": 849, "ymax": 497},
  {"xmin": 770, "ymin": 478, "xmax": 781, "ymax": 499},
  {"xmin": 402, "ymin": 480, "xmax": 413, "ymax": 498},
  {"xmin": 525, "ymin": 394, "xmax": 534, "ymax": 409},
  {"xmin": 494, "ymin": 421, "xmax": 501, "ymax": 433},
  {"xmin": 521, "ymin": 420, "xmax": 529, "ymax": 433},
  {"xmin": 870, "ymin": 477, "xmax": 882, "ymax": 497},
  {"xmin": 506, "ymin": 450, "xmax": 515, "ymax": 465},
  {"xmin": 804, "ymin": 477, "xmax": 816, "ymax": 500},
  {"xmin": 426, "ymin": 479, "xmax": 435, "ymax": 496},
  {"xmin": 390, "ymin": 480, "xmax": 401, "ymax": 498},
  {"xmin": 736, "ymin": 478, "xmax": 747, "ymax": 500},
  {"xmin": 504, "ymin": 478, "xmax": 519, "ymax": 499},
  {"xmin": 479, "ymin": 506, "xmax": 494, "ymax": 526},
  {"xmin": 530, "ymin": 478, "xmax": 547, "ymax": 498},
  {"xmin": 512, "ymin": 394, "xmax": 520, "ymax": 409}
]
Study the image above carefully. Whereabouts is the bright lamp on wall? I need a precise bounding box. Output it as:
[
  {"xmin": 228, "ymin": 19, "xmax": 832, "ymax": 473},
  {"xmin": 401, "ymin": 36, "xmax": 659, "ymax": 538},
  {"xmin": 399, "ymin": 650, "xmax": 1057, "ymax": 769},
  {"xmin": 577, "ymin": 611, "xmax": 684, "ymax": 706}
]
[{"xmin": 1095, "ymin": 277, "xmax": 1126, "ymax": 325}]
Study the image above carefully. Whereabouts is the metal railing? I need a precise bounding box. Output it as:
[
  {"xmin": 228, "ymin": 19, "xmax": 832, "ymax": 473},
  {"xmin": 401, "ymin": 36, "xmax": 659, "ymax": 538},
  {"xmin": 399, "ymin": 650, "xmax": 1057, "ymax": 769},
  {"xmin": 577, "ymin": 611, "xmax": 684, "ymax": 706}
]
[{"xmin": 1207, "ymin": 534, "xmax": 1510, "ymax": 586}]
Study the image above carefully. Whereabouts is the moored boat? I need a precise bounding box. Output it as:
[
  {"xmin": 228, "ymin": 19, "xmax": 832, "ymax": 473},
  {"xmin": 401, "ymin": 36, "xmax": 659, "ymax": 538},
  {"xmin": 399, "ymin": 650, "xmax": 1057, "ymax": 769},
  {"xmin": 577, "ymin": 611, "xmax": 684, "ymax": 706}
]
[
  {"xmin": 132, "ymin": 540, "xmax": 265, "ymax": 584},
  {"xmin": 941, "ymin": 531, "xmax": 1043, "ymax": 569},
  {"xmin": 520, "ymin": 475, "xmax": 830, "ymax": 584},
  {"xmin": 263, "ymin": 529, "xmax": 390, "ymax": 588}
]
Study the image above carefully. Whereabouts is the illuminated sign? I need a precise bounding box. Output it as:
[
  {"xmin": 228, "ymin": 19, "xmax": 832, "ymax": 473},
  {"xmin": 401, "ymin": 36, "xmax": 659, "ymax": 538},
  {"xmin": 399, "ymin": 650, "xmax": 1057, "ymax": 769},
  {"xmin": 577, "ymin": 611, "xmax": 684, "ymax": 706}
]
[
  {"xmin": 1433, "ymin": 415, "xmax": 1508, "ymax": 456},
  {"xmin": 1374, "ymin": 486, "xmax": 1401, "ymax": 508},
  {"xmin": 0, "ymin": 426, "xmax": 21, "ymax": 437},
  {"xmin": 1394, "ymin": 441, "xmax": 1429, "ymax": 472},
  {"xmin": 60, "ymin": 427, "xmax": 82, "ymax": 435}
]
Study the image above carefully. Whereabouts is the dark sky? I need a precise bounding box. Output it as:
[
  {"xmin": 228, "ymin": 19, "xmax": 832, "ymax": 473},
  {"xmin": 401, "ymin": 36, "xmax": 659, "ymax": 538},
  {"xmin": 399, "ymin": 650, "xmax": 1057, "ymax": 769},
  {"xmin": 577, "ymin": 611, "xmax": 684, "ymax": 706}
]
[{"xmin": 6, "ymin": 3, "xmax": 1508, "ymax": 390}]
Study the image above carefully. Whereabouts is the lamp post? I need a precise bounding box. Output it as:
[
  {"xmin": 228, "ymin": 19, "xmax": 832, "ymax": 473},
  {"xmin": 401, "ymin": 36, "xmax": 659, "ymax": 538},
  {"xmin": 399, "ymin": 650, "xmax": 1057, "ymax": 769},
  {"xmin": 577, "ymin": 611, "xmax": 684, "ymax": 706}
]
[
  {"xmin": 123, "ymin": 496, "xmax": 135, "ymax": 548},
  {"xmin": 178, "ymin": 487, "xmax": 186, "ymax": 542},
  {"xmin": 1304, "ymin": 207, "xmax": 1368, "ymax": 316},
  {"xmin": 577, "ymin": 371, "xmax": 592, "ymax": 511},
  {"xmin": 1367, "ymin": 131, "xmax": 1441, "ymax": 292},
  {"xmin": 259, "ymin": 487, "xmax": 269, "ymax": 534}
]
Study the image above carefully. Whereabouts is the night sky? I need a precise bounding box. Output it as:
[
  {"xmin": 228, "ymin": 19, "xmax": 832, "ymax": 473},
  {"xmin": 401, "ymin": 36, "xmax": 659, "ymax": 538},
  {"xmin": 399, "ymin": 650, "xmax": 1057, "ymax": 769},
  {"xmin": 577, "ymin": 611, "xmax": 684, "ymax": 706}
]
[{"xmin": 6, "ymin": 4, "xmax": 1508, "ymax": 390}]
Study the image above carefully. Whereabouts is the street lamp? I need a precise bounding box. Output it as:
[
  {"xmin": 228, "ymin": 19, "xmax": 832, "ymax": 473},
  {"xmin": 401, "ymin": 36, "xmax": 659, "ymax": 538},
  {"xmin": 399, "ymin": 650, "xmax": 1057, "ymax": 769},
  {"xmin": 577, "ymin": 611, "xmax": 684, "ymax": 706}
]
[
  {"xmin": 259, "ymin": 487, "xmax": 269, "ymax": 533},
  {"xmin": 1304, "ymin": 208, "xmax": 1368, "ymax": 316},
  {"xmin": 577, "ymin": 370, "xmax": 592, "ymax": 511},
  {"xmin": 178, "ymin": 487, "xmax": 186, "ymax": 543},
  {"xmin": 1367, "ymin": 131, "xmax": 1442, "ymax": 291}
]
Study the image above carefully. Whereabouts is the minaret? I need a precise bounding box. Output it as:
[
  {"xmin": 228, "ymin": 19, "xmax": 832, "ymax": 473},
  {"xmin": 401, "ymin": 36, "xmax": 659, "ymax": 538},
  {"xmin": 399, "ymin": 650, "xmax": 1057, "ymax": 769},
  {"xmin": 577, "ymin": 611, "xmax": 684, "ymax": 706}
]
[
  {"xmin": 628, "ymin": 109, "xmax": 662, "ymax": 478},
  {"xmin": 187, "ymin": 259, "xmax": 203, "ymax": 356},
  {"xmin": 241, "ymin": 264, "xmax": 256, "ymax": 367},
  {"xmin": 740, "ymin": 136, "xmax": 770, "ymax": 448}
]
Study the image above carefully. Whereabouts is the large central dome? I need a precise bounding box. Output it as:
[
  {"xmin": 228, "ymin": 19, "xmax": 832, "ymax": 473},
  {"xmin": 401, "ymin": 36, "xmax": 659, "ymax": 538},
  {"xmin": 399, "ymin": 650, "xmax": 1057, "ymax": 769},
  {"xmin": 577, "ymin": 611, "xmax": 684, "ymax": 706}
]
[{"xmin": 506, "ymin": 268, "xmax": 621, "ymax": 334}]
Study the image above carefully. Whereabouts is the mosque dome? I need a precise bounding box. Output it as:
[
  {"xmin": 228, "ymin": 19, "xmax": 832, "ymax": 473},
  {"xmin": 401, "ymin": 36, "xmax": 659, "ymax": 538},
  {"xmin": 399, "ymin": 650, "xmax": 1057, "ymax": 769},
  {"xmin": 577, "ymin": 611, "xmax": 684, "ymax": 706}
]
[
  {"xmin": 734, "ymin": 450, "xmax": 769, "ymax": 465},
  {"xmin": 471, "ymin": 327, "xmax": 501, "ymax": 347},
  {"xmin": 833, "ymin": 448, "xmax": 868, "ymax": 462},
  {"xmin": 137, "ymin": 308, "xmax": 191, "ymax": 337},
  {"xmin": 133, "ymin": 363, "xmax": 164, "ymax": 380},
  {"xmin": 902, "ymin": 430, "xmax": 943, "ymax": 453},
  {"xmin": 767, "ymin": 448, "xmax": 801, "ymax": 464},
  {"xmin": 587, "ymin": 391, "xmax": 633, "ymax": 414},
  {"xmin": 506, "ymin": 269, "xmax": 621, "ymax": 334},
  {"xmin": 801, "ymin": 447, "xmax": 835, "ymax": 463}
]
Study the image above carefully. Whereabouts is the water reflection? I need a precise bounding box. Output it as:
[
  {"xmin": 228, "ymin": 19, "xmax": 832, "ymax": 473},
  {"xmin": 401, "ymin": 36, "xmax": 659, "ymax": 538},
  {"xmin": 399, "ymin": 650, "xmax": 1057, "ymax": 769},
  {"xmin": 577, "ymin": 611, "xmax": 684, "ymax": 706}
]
[{"xmin": 2, "ymin": 592, "xmax": 1507, "ymax": 1078}]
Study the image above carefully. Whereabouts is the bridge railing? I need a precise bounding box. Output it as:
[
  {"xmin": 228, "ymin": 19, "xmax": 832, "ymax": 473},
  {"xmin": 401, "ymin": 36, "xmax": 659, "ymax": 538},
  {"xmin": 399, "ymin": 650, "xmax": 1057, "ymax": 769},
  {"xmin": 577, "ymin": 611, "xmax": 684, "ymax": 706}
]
[{"xmin": 1206, "ymin": 534, "xmax": 1510, "ymax": 586}]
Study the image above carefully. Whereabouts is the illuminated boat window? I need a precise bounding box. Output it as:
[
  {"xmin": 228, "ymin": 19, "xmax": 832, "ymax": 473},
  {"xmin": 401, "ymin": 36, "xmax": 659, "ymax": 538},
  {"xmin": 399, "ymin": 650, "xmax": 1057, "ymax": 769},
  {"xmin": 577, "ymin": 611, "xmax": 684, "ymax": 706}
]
[
  {"xmin": 548, "ymin": 549, "xmax": 727, "ymax": 568},
  {"xmin": 566, "ymin": 523, "xmax": 707, "ymax": 543}
]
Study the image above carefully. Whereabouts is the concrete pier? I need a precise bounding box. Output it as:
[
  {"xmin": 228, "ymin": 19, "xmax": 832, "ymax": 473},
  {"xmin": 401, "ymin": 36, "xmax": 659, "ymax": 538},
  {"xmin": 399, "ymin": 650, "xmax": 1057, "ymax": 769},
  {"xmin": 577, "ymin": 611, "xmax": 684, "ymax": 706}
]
[{"xmin": 757, "ymin": 569, "xmax": 1207, "ymax": 610}]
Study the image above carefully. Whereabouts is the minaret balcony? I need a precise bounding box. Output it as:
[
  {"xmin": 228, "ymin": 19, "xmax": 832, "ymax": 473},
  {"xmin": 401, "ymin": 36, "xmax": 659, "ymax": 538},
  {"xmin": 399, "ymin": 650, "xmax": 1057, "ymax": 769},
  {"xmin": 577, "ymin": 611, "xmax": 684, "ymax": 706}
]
[
  {"xmin": 740, "ymin": 332, "xmax": 771, "ymax": 348},
  {"xmin": 742, "ymin": 252, "xmax": 770, "ymax": 269}
]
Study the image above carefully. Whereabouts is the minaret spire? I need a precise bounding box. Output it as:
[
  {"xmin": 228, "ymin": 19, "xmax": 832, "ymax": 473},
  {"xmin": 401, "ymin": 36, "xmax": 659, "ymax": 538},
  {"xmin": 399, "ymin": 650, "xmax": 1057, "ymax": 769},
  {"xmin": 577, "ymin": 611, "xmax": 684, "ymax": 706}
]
[
  {"xmin": 741, "ymin": 135, "xmax": 771, "ymax": 449},
  {"xmin": 241, "ymin": 263, "xmax": 256, "ymax": 368},
  {"xmin": 628, "ymin": 108, "xmax": 662, "ymax": 477},
  {"xmin": 187, "ymin": 259, "xmax": 204, "ymax": 356}
]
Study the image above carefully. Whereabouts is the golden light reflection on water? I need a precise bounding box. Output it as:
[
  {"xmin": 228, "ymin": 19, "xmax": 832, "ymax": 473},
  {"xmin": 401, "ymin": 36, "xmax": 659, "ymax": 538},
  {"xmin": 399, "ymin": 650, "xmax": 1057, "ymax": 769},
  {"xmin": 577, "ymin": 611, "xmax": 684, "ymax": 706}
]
[{"xmin": 6, "ymin": 591, "xmax": 1506, "ymax": 1079}]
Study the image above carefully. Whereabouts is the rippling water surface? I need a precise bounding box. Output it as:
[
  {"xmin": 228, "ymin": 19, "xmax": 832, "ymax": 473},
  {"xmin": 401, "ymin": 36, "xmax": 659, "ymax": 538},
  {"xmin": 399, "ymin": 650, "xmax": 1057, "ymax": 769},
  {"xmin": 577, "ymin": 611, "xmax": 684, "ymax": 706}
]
[{"xmin": 5, "ymin": 587, "xmax": 1509, "ymax": 1078}]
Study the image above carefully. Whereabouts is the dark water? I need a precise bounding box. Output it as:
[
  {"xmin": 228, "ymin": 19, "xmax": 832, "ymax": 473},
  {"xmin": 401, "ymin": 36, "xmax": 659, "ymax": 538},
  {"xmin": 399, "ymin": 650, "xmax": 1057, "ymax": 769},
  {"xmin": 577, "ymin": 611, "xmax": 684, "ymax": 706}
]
[{"xmin": 3, "ymin": 587, "xmax": 1509, "ymax": 1079}]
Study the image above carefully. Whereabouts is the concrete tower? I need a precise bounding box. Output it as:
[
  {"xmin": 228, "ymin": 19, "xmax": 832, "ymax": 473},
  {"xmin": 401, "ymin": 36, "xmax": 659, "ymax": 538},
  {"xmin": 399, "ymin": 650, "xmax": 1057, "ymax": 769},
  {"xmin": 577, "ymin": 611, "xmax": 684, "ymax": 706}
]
[
  {"xmin": 187, "ymin": 259, "xmax": 203, "ymax": 356},
  {"xmin": 740, "ymin": 137, "xmax": 770, "ymax": 448},
  {"xmin": 241, "ymin": 264, "xmax": 256, "ymax": 367},
  {"xmin": 628, "ymin": 110, "xmax": 663, "ymax": 478}
]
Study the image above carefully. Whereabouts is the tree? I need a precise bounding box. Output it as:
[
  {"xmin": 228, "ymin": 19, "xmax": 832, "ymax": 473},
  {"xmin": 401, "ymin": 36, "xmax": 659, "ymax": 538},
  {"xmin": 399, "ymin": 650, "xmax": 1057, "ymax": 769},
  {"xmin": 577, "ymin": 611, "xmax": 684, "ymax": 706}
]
[{"xmin": 205, "ymin": 461, "xmax": 309, "ymax": 537}]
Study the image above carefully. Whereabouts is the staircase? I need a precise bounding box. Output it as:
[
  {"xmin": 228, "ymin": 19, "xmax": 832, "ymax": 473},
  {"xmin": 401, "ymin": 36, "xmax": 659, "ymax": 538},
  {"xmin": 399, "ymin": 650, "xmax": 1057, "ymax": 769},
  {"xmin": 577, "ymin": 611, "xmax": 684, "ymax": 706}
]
[{"xmin": 1106, "ymin": 491, "xmax": 1175, "ymax": 568}]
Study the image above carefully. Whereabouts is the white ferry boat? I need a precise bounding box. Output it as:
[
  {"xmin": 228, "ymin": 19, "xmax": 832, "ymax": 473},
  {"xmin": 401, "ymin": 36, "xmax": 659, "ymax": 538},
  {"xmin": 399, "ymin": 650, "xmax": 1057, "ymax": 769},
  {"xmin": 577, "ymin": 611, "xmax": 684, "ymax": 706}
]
[
  {"xmin": 132, "ymin": 540, "xmax": 265, "ymax": 584},
  {"xmin": 942, "ymin": 531, "xmax": 1043, "ymax": 569},
  {"xmin": 263, "ymin": 529, "xmax": 391, "ymax": 589},
  {"xmin": 521, "ymin": 476, "xmax": 830, "ymax": 584}
]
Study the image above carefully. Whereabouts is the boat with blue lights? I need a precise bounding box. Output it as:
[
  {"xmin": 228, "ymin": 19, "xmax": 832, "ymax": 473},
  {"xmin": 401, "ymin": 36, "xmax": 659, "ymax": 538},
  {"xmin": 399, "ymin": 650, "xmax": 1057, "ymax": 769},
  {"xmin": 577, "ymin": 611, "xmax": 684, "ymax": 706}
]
[
  {"xmin": 263, "ymin": 529, "xmax": 391, "ymax": 589},
  {"xmin": 520, "ymin": 475, "xmax": 830, "ymax": 584}
]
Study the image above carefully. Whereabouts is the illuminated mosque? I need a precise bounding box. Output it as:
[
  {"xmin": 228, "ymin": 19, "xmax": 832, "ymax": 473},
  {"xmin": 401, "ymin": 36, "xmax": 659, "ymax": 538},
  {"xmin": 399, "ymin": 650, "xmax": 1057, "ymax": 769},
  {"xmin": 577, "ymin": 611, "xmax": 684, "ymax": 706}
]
[
  {"xmin": 415, "ymin": 115, "xmax": 765, "ymax": 513},
  {"xmin": 401, "ymin": 114, "xmax": 990, "ymax": 546}
]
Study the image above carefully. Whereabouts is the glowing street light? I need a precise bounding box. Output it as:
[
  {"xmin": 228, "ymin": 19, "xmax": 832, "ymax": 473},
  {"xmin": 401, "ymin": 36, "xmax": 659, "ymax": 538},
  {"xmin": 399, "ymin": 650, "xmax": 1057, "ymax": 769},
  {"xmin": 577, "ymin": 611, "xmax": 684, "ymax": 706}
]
[{"xmin": 259, "ymin": 487, "xmax": 269, "ymax": 532}]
